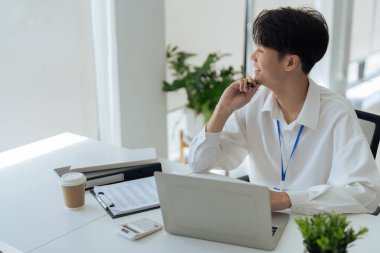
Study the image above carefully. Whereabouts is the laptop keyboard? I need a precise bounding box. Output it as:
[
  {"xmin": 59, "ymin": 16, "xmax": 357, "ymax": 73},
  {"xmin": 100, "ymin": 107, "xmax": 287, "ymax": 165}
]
[{"xmin": 272, "ymin": 226, "xmax": 278, "ymax": 236}]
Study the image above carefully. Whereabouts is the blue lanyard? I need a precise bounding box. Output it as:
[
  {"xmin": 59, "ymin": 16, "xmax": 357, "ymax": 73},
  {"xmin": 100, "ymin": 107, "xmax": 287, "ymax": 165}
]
[{"xmin": 276, "ymin": 120, "xmax": 304, "ymax": 190}]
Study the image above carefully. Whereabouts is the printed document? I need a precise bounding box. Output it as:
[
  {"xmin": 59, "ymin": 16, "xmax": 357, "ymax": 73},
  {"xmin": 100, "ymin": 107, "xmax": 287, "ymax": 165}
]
[{"xmin": 93, "ymin": 176, "xmax": 159, "ymax": 216}]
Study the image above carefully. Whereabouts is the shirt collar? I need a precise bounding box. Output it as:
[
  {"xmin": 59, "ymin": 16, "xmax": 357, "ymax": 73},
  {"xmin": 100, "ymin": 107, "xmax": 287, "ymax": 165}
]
[
  {"xmin": 261, "ymin": 92, "xmax": 281, "ymax": 120},
  {"xmin": 297, "ymin": 78, "xmax": 320, "ymax": 130},
  {"xmin": 261, "ymin": 78, "xmax": 320, "ymax": 130}
]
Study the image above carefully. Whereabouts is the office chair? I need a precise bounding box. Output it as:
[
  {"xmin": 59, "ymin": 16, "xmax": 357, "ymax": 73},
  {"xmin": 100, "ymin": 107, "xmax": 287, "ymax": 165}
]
[
  {"xmin": 356, "ymin": 110, "xmax": 380, "ymax": 215},
  {"xmin": 355, "ymin": 110, "xmax": 380, "ymax": 159},
  {"xmin": 237, "ymin": 109, "xmax": 380, "ymax": 215}
]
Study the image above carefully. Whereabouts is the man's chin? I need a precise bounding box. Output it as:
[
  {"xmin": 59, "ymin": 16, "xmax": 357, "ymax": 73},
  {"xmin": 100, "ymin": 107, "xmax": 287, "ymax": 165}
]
[{"xmin": 253, "ymin": 76, "xmax": 264, "ymax": 85}]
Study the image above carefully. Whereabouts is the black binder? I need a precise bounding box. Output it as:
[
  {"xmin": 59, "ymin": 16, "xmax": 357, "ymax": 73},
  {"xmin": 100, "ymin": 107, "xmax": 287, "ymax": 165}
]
[
  {"xmin": 86, "ymin": 162, "xmax": 161, "ymax": 189},
  {"xmin": 54, "ymin": 162, "xmax": 162, "ymax": 190}
]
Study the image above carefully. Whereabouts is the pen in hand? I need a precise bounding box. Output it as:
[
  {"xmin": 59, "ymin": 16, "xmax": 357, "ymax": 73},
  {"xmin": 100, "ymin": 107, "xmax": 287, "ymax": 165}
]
[
  {"xmin": 238, "ymin": 77, "xmax": 260, "ymax": 92},
  {"xmin": 247, "ymin": 82, "xmax": 255, "ymax": 89},
  {"xmin": 246, "ymin": 81, "xmax": 259, "ymax": 91}
]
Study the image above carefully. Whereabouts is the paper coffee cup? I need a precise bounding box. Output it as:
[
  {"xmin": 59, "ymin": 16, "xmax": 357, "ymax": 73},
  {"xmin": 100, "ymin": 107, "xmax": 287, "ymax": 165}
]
[{"xmin": 61, "ymin": 172, "xmax": 86, "ymax": 210}]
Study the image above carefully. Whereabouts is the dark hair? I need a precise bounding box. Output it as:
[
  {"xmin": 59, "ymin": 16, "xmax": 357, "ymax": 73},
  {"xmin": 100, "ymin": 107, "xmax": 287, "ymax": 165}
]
[{"xmin": 252, "ymin": 7, "xmax": 329, "ymax": 74}]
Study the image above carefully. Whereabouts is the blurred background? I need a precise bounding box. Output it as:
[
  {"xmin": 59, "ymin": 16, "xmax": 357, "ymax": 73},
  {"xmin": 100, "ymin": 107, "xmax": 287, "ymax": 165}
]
[{"xmin": 1, "ymin": 0, "xmax": 379, "ymax": 166}]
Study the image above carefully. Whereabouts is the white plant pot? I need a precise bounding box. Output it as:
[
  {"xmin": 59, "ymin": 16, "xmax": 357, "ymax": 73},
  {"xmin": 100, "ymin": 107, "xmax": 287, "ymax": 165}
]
[{"xmin": 185, "ymin": 108, "xmax": 205, "ymax": 138}]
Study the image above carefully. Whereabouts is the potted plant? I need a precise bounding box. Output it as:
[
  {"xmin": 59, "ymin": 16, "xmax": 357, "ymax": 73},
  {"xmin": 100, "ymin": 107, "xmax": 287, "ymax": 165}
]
[
  {"xmin": 295, "ymin": 212, "xmax": 368, "ymax": 253},
  {"xmin": 163, "ymin": 45, "xmax": 244, "ymax": 124}
]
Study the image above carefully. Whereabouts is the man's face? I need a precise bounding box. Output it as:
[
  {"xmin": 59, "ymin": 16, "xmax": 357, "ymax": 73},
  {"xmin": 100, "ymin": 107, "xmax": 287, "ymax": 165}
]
[{"xmin": 250, "ymin": 45, "xmax": 287, "ymax": 87}]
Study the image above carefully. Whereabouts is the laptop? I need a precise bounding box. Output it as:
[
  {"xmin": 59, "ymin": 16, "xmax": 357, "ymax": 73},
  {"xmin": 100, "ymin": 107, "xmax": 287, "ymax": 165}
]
[{"xmin": 154, "ymin": 172, "xmax": 289, "ymax": 251}]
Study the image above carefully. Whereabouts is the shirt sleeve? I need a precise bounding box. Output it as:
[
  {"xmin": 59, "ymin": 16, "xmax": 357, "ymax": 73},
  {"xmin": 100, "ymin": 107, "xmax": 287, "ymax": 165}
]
[
  {"xmin": 188, "ymin": 112, "xmax": 249, "ymax": 172},
  {"xmin": 287, "ymin": 136, "xmax": 380, "ymax": 215}
]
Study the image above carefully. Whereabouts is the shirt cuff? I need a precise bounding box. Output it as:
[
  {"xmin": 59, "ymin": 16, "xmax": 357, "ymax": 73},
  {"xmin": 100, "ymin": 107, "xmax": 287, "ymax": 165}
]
[
  {"xmin": 286, "ymin": 190, "xmax": 309, "ymax": 213},
  {"xmin": 188, "ymin": 126, "xmax": 221, "ymax": 172},
  {"xmin": 196, "ymin": 126, "xmax": 221, "ymax": 147}
]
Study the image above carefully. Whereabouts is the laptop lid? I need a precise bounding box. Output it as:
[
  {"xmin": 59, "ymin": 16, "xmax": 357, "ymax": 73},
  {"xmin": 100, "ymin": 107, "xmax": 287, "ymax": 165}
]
[{"xmin": 154, "ymin": 172, "xmax": 288, "ymax": 250}]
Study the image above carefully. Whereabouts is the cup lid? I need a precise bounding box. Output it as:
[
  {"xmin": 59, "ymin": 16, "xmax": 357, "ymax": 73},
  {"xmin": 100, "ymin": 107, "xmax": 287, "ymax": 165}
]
[{"xmin": 61, "ymin": 172, "xmax": 86, "ymax": 186}]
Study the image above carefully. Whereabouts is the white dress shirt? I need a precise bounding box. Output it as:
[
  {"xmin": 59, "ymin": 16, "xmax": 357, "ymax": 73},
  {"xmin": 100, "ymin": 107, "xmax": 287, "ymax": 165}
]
[{"xmin": 188, "ymin": 79, "xmax": 380, "ymax": 214}]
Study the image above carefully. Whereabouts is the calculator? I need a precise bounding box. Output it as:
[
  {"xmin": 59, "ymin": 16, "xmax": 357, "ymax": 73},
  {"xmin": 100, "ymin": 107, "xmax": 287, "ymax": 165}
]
[{"xmin": 118, "ymin": 218, "xmax": 163, "ymax": 240}]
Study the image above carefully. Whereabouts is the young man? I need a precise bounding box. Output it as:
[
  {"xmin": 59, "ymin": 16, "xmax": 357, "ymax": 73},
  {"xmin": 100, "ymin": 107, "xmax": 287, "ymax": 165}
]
[{"xmin": 188, "ymin": 7, "xmax": 380, "ymax": 214}]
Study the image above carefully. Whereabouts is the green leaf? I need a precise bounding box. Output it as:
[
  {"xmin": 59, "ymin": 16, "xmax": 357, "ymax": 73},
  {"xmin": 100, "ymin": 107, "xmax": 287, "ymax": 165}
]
[
  {"xmin": 162, "ymin": 45, "xmax": 244, "ymax": 124},
  {"xmin": 295, "ymin": 212, "xmax": 368, "ymax": 253}
]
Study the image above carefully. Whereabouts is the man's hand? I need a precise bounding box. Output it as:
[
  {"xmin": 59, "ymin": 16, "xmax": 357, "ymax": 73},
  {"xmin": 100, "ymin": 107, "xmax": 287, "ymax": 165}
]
[
  {"xmin": 270, "ymin": 191, "xmax": 292, "ymax": 211},
  {"xmin": 206, "ymin": 77, "xmax": 260, "ymax": 133},
  {"xmin": 217, "ymin": 77, "xmax": 260, "ymax": 116}
]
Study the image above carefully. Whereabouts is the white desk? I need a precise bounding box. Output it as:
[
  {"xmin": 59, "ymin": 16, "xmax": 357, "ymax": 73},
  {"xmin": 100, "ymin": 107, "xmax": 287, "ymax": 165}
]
[
  {"xmin": 0, "ymin": 133, "xmax": 379, "ymax": 253},
  {"xmin": 28, "ymin": 212, "xmax": 379, "ymax": 253}
]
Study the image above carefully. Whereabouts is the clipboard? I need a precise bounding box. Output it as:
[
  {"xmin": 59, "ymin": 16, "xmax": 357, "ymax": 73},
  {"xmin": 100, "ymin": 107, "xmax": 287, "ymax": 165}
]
[{"xmin": 90, "ymin": 163, "xmax": 162, "ymax": 219}]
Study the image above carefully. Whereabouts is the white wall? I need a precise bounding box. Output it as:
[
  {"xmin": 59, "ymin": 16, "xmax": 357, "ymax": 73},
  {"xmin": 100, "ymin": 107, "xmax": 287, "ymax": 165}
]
[
  {"xmin": 350, "ymin": 0, "xmax": 376, "ymax": 62},
  {"xmin": 91, "ymin": 0, "xmax": 122, "ymax": 146},
  {"xmin": 115, "ymin": 0, "xmax": 168, "ymax": 158},
  {"xmin": 372, "ymin": 0, "xmax": 380, "ymax": 53},
  {"xmin": 165, "ymin": 0, "xmax": 246, "ymax": 111},
  {"xmin": 252, "ymin": 0, "xmax": 315, "ymax": 13},
  {"xmin": 0, "ymin": 0, "xmax": 98, "ymax": 152},
  {"xmin": 165, "ymin": 0, "xmax": 246, "ymax": 159}
]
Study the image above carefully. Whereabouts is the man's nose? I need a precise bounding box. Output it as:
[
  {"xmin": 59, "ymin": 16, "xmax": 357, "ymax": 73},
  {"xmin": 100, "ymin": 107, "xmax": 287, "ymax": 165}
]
[{"xmin": 251, "ymin": 50, "xmax": 257, "ymax": 61}]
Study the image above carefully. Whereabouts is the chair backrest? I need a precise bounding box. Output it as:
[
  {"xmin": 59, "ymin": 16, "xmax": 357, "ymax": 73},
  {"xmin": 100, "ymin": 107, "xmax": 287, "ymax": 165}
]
[
  {"xmin": 355, "ymin": 110, "xmax": 380, "ymax": 216},
  {"xmin": 355, "ymin": 110, "xmax": 380, "ymax": 158}
]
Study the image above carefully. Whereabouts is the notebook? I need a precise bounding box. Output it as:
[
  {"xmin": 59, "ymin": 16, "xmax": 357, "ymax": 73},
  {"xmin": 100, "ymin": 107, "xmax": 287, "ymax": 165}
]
[{"xmin": 154, "ymin": 172, "xmax": 289, "ymax": 251}]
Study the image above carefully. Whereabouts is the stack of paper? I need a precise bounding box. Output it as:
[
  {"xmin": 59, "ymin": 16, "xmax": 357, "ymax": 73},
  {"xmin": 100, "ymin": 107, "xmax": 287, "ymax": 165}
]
[
  {"xmin": 69, "ymin": 147, "xmax": 157, "ymax": 173},
  {"xmin": 54, "ymin": 146, "xmax": 159, "ymax": 190}
]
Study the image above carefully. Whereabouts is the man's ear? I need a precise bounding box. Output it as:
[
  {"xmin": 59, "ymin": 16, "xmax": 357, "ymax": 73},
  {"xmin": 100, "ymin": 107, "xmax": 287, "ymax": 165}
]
[{"xmin": 284, "ymin": 55, "xmax": 300, "ymax": 72}]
